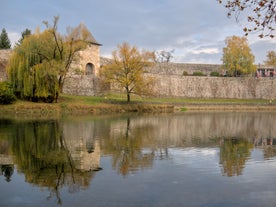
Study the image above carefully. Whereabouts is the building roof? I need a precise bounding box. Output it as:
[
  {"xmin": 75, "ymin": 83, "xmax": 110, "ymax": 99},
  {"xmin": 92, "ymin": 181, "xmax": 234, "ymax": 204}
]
[{"xmin": 68, "ymin": 23, "xmax": 102, "ymax": 46}]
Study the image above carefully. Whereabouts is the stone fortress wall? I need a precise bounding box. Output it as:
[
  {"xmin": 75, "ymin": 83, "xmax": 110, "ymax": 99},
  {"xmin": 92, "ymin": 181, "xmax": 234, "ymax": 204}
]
[
  {"xmin": 0, "ymin": 49, "xmax": 11, "ymax": 81},
  {"xmin": 1, "ymin": 47, "xmax": 275, "ymax": 99},
  {"xmin": 148, "ymin": 74, "xmax": 276, "ymax": 99},
  {"xmin": 144, "ymin": 62, "xmax": 222, "ymax": 75}
]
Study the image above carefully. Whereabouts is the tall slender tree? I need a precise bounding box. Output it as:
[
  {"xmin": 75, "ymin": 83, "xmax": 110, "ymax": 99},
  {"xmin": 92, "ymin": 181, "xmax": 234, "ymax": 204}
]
[
  {"xmin": 0, "ymin": 28, "xmax": 11, "ymax": 49},
  {"xmin": 222, "ymin": 36, "xmax": 256, "ymax": 76},
  {"xmin": 264, "ymin": 51, "xmax": 276, "ymax": 66}
]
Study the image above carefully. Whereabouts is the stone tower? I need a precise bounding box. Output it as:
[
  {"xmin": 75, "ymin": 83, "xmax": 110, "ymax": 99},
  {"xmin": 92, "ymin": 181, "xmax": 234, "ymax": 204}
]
[
  {"xmin": 68, "ymin": 23, "xmax": 102, "ymax": 76},
  {"xmin": 62, "ymin": 23, "xmax": 103, "ymax": 95}
]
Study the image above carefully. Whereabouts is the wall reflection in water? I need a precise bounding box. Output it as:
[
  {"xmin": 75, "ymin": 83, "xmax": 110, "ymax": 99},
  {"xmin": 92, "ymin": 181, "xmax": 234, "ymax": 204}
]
[
  {"xmin": 0, "ymin": 112, "xmax": 276, "ymax": 204},
  {"xmin": 0, "ymin": 119, "xmax": 101, "ymax": 205}
]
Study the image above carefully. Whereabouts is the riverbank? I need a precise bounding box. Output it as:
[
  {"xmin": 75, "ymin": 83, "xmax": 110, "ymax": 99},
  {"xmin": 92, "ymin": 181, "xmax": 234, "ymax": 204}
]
[{"xmin": 0, "ymin": 94, "xmax": 275, "ymax": 118}]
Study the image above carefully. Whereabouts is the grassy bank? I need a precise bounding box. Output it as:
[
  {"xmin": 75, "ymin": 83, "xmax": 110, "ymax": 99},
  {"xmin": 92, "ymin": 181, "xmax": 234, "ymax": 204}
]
[{"xmin": 0, "ymin": 94, "xmax": 275, "ymax": 118}]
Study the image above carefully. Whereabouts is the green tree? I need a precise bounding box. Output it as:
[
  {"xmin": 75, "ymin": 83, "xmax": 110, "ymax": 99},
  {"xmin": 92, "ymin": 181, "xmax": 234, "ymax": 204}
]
[
  {"xmin": 222, "ymin": 36, "xmax": 256, "ymax": 76},
  {"xmin": 264, "ymin": 51, "xmax": 276, "ymax": 66},
  {"xmin": 101, "ymin": 42, "xmax": 155, "ymax": 102},
  {"xmin": 8, "ymin": 29, "xmax": 60, "ymax": 102},
  {"xmin": 0, "ymin": 28, "xmax": 11, "ymax": 49},
  {"xmin": 17, "ymin": 28, "xmax": 31, "ymax": 45},
  {"xmin": 218, "ymin": 0, "xmax": 276, "ymax": 38},
  {"xmin": 7, "ymin": 16, "xmax": 90, "ymax": 102},
  {"xmin": 0, "ymin": 81, "xmax": 16, "ymax": 104}
]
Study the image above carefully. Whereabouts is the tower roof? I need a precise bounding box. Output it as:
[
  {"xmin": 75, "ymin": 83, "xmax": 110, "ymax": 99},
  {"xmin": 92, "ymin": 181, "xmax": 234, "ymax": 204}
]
[{"xmin": 68, "ymin": 23, "xmax": 102, "ymax": 46}]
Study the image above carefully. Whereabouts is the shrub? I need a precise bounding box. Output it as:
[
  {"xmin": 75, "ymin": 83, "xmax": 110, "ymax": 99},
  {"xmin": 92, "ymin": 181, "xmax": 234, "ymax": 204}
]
[
  {"xmin": 210, "ymin": 71, "xmax": 220, "ymax": 77},
  {"xmin": 192, "ymin": 71, "xmax": 205, "ymax": 76},
  {"xmin": 182, "ymin": 71, "xmax": 189, "ymax": 76},
  {"xmin": 0, "ymin": 81, "xmax": 16, "ymax": 104}
]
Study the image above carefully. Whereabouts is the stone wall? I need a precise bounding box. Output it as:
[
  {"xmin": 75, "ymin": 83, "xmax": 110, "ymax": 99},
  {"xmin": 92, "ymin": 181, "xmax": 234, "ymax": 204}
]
[
  {"xmin": 63, "ymin": 61, "xmax": 276, "ymax": 99},
  {"xmin": 148, "ymin": 74, "xmax": 276, "ymax": 99},
  {"xmin": 0, "ymin": 49, "xmax": 12, "ymax": 81},
  {"xmin": 62, "ymin": 75, "xmax": 97, "ymax": 96},
  {"xmin": 69, "ymin": 44, "xmax": 101, "ymax": 76},
  {"xmin": 145, "ymin": 62, "xmax": 222, "ymax": 75}
]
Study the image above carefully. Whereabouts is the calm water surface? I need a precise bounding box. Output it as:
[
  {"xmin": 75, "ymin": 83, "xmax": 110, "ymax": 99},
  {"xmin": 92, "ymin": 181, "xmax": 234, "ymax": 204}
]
[{"xmin": 1, "ymin": 112, "xmax": 276, "ymax": 207}]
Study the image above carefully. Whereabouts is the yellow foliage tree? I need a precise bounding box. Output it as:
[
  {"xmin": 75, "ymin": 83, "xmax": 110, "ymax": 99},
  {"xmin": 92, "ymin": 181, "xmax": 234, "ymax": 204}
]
[
  {"xmin": 264, "ymin": 51, "xmax": 276, "ymax": 66},
  {"xmin": 101, "ymin": 42, "xmax": 155, "ymax": 102},
  {"xmin": 222, "ymin": 36, "xmax": 256, "ymax": 76}
]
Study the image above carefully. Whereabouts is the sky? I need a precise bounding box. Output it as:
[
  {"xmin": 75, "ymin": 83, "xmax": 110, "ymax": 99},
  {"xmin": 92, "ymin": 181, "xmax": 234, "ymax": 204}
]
[{"xmin": 1, "ymin": 0, "xmax": 276, "ymax": 64}]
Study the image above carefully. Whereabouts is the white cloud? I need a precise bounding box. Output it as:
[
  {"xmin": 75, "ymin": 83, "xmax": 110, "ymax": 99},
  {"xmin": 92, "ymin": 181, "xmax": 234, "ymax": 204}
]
[
  {"xmin": 192, "ymin": 48, "xmax": 219, "ymax": 55},
  {"xmin": 7, "ymin": 32, "xmax": 20, "ymax": 47}
]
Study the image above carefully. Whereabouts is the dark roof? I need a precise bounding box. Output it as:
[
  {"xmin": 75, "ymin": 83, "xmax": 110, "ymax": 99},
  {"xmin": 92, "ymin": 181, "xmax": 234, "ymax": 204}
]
[{"xmin": 68, "ymin": 23, "xmax": 102, "ymax": 46}]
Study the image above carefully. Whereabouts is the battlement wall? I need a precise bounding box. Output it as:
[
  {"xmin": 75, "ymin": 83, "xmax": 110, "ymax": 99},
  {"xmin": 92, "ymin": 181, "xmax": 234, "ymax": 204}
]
[
  {"xmin": 148, "ymin": 74, "xmax": 276, "ymax": 99},
  {"xmin": 145, "ymin": 62, "xmax": 222, "ymax": 75}
]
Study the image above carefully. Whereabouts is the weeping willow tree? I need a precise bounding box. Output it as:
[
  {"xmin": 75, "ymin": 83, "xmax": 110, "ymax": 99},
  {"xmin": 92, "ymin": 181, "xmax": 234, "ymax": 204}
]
[
  {"xmin": 8, "ymin": 31, "xmax": 59, "ymax": 102},
  {"xmin": 8, "ymin": 16, "xmax": 90, "ymax": 102}
]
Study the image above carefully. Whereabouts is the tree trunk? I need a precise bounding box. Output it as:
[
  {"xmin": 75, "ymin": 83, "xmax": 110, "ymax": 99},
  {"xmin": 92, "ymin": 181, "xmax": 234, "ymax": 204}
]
[{"xmin": 127, "ymin": 93, "xmax": 130, "ymax": 103}]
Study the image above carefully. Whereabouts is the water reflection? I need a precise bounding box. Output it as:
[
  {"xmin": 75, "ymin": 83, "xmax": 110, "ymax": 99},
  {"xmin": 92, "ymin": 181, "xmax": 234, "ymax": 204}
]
[
  {"xmin": 219, "ymin": 138, "xmax": 253, "ymax": 177},
  {"xmin": 0, "ymin": 112, "xmax": 276, "ymax": 206},
  {"xmin": 0, "ymin": 120, "xmax": 100, "ymax": 205},
  {"xmin": 102, "ymin": 118, "xmax": 155, "ymax": 175},
  {"xmin": 0, "ymin": 165, "xmax": 14, "ymax": 182}
]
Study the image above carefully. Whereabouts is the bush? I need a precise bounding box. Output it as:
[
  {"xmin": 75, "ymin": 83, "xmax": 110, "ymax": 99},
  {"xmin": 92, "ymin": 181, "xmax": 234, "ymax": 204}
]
[
  {"xmin": 192, "ymin": 71, "xmax": 205, "ymax": 76},
  {"xmin": 182, "ymin": 71, "xmax": 189, "ymax": 76},
  {"xmin": 0, "ymin": 81, "xmax": 16, "ymax": 104},
  {"xmin": 210, "ymin": 71, "xmax": 220, "ymax": 77}
]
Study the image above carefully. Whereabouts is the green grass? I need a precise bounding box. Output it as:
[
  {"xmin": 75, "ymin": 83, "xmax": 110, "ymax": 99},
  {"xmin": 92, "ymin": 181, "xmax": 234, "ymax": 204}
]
[
  {"xmin": 94, "ymin": 93, "xmax": 271, "ymax": 105},
  {"xmin": 1, "ymin": 93, "xmax": 274, "ymax": 110},
  {"xmin": 0, "ymin": 94, "xmax": 274, "ymax": 118},
  {"xmin": 60, "ymin": 94, "xmax": 105, "ymax": 105}
]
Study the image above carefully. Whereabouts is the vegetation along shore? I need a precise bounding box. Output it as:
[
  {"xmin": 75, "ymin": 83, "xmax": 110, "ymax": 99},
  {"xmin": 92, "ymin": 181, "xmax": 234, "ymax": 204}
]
[{"xmin": 0, "ymin": 94, "xmax": 275, "ymax": 119}]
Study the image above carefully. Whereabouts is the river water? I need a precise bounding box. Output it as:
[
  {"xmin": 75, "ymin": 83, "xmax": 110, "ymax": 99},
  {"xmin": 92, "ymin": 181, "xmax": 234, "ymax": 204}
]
[{"xmin": 0, "ymin": 112, "xmax": 276, "ymax": 207}]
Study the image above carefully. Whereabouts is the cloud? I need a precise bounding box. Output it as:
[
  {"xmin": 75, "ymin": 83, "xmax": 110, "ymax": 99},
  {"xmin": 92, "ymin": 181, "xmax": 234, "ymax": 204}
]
[
  {"xmin": 250, "ymin": 39, "xmax": 276, "ymax": 64},
  {"xmin": 7, "ymin": 31, "xmax": 20, "ymax": 47},
  {"xmin": 192, "ymin": 48, "xmax": 219, "ymax": 55},
  {"xmin": 1, "ymin": 0, "xmax": 274, "ymax": 64}
]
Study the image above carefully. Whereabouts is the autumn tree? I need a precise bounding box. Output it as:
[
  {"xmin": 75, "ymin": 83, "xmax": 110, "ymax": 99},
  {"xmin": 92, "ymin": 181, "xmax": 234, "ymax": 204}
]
[
  {"xmin": 8, "ymin": 16, "xmax": 90, "ymax": 102},
  {"xmin": 222, "ymin": 36, "xmax": 256, "ymax": 76},
  {"xmin": 101, "ymin": 42, "xmax": 155, "ymax": 102},
  {"xmin": 0, "ymin": 28, "xmax": 11, "ymax": 49},
  {"xmin": 218, "ymin": 0, "xmax": 276, "ymax": 38},
  {"xmin": 264, "ymin": 50, "xmax": 276, "ymax": 66}
]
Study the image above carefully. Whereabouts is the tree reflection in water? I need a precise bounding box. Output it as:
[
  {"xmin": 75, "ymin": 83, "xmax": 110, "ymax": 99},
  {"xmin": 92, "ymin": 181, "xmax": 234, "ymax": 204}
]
[
  {"xmin": 10, "ymin": 120, "xmax": 97, "ymax": 205},
  {"xmin": 0, "ymin": 165, "xmax": 14, "ymax": 182},
  {"xmin": 1, "ymin": 113, "xmax": 276, "ymax": 205},
  {"xmin": 101, "ymin": 117, "xmax": 156, "ymax": 176},
  {"xmin": 219, "ymin": 137, "xmax": 253, "ymax": 177}
]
